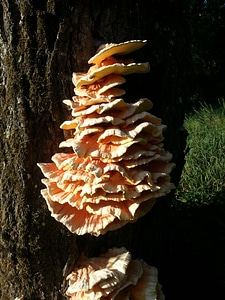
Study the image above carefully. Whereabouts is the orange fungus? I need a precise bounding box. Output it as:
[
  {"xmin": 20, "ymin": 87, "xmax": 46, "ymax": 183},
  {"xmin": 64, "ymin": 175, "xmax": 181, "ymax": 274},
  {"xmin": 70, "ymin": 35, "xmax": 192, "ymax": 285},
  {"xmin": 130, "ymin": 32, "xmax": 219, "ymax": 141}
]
[
  {"xmin": 66, "ymin": 247, "xmax": 165, "ymax": 300},
  {"xmin": 38, "ymin": 40, "xmax": 175, "ymax": 236}
]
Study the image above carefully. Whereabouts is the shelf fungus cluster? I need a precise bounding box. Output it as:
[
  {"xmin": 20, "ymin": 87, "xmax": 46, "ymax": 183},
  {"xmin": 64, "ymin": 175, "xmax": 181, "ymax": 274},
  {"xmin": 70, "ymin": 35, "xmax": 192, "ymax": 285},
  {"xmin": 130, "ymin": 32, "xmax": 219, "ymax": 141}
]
[
  {"xmin": 66, "ymin": 247, "xmax": 165, "ymax": 300},
  {"xmin": 38, "ymin": 40, "xmax": 175, "ymax": 236}
]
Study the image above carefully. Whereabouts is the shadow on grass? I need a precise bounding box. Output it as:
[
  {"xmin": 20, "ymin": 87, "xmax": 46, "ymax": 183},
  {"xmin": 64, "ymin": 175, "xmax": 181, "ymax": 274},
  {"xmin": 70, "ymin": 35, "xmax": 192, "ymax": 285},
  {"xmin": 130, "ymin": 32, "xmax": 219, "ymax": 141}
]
[{"xmin": 161, "ymin": 193, "xmax": 225, "ymax": 300}]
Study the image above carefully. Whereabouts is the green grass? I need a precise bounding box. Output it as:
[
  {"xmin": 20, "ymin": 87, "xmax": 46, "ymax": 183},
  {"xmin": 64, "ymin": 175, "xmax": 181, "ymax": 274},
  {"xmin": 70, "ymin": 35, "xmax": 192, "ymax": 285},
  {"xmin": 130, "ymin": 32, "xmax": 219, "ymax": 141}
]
[{"xmin": 174, "ymin": 99, "xmax": 225, "ymax": 206}]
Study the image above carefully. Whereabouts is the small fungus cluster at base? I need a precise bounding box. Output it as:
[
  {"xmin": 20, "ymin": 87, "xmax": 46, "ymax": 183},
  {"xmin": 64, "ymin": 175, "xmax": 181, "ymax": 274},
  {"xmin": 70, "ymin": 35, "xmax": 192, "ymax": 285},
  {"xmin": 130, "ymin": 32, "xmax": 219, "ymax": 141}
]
[
  {"xmin": 38, "ymin": 40, "xmax": 175, "ymax": 236},
  {"xmin": 66, "ymin": 247, "xmax": 165, "ymax": 300}
]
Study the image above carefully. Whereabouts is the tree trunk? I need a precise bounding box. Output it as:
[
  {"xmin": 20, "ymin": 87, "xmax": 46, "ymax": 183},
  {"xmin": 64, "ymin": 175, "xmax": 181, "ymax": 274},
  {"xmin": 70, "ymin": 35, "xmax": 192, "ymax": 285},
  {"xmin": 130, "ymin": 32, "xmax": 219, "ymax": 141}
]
[{"xmin": 0, "ymin": 1, "xmax": 191, "ymax": 299}]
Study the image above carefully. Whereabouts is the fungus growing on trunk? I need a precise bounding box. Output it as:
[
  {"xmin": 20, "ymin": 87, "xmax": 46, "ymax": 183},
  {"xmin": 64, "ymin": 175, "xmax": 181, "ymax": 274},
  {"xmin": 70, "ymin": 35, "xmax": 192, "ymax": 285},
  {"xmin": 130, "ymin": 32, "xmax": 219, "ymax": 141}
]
[
  {"xmin": 65, "ymin": 247, "xmax": 165, "ymax": 300},
  {"xmin": 38, "ymin": 40, "xmax": 175, "ymax": 236}
]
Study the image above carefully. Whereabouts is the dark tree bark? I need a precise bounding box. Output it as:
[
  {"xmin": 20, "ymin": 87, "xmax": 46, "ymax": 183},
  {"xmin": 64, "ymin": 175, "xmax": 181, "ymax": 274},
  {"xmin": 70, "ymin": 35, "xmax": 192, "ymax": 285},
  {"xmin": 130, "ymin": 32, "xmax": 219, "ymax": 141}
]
[{"xmin": 0, "ymin": 1, "xmax": 191, "ymax": 299}]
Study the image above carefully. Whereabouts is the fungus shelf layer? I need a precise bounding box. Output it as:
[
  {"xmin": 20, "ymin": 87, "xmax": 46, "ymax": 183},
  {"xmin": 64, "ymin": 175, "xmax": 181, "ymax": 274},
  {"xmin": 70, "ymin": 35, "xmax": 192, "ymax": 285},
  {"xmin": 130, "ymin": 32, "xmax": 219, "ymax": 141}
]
[
  {"xmin": 66, "ymin": 247, "xmax": 165, "ymax": 300},
  {"xmin": 38, "ymin": 40, "xmax": 175, "ymax": 236}
]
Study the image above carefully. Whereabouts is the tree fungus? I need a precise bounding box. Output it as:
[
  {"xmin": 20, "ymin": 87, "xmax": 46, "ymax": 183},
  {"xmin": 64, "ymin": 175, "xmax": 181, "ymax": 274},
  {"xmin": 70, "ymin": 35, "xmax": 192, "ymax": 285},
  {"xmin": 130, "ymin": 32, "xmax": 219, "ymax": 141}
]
[
  {"xmin": 66, "ymin": 247, "xmax": 165, "ymax": 300},
  {"xmin": 38, "ymin": 40, "xmax": 175, "ymax": 236}
]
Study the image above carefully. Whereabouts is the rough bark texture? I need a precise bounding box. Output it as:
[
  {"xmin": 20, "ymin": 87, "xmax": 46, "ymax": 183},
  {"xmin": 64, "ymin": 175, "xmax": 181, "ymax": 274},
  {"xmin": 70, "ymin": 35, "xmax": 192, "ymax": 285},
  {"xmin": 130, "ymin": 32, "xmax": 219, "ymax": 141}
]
[{"xmin": 0, "ymin": 1, "xmax": 191, "ymax": 299}]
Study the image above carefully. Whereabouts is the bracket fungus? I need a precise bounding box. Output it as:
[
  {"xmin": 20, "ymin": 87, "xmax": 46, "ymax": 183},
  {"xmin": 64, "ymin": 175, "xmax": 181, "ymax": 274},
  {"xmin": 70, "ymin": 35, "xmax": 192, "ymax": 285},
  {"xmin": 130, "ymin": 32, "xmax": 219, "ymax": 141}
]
[
  {"xmin": 38, "ymin": 39, "xmax": 175, "ymax": 236},
  {"xmin": 66, "ymin": 247, "xmax": 165, "ymax": 300}
]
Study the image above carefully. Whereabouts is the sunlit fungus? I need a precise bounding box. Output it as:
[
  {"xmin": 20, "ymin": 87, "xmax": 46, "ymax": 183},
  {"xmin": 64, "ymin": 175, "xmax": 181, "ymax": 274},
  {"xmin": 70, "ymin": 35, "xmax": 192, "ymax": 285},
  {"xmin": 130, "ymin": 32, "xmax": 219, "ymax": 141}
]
[
  {"xmin": 66, "ymin": 247, "xmax": 165, "ymax": 300},
  {"xmin": 38, "ymin": 40, "xmax": 175, "ymax": 236}
]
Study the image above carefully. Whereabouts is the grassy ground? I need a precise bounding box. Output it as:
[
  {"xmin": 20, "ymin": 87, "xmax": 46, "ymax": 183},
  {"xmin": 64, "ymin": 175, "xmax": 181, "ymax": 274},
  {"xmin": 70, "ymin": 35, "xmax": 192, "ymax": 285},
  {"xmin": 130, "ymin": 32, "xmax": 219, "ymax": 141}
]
[
  {"xmin": 174, "ymin": 99, "xmax": 225, "ymax": 206},
  {"xmin": 163, "ymin": 100, "xmax": 225, "ymax": 300}
]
